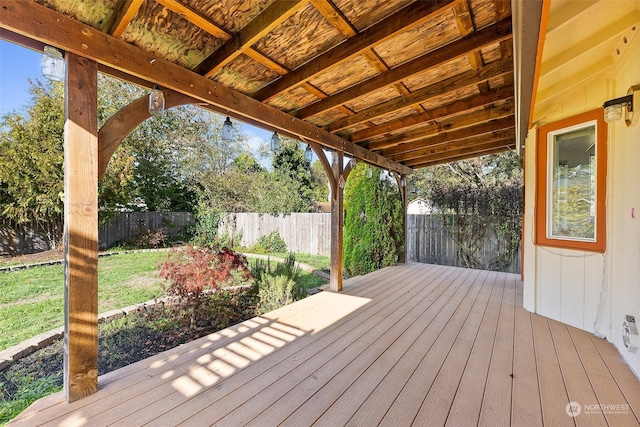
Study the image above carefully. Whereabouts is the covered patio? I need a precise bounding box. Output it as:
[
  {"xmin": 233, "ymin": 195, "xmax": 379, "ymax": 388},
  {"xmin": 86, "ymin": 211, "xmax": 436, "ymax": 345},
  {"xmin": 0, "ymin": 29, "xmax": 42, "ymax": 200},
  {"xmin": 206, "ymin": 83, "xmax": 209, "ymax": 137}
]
[{"xmin": 11, "ymin": 263, "xmax": 640, "ymax": 426}]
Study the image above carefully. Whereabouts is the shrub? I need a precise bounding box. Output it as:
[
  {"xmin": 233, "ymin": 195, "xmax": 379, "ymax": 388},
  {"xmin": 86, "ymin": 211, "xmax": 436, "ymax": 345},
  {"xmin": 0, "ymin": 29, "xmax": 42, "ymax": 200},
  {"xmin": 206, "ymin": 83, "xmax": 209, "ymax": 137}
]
[
  {"xmin": 159, "ymin": 245, "xmax": 252, "ymax": 328},
  {"xmin": 253, "ymin": 231, "xmax": 287, "ymax": 253},
  {"xmin": 252, "ymin": 253, "xmax": 306, "ymax": 314}
]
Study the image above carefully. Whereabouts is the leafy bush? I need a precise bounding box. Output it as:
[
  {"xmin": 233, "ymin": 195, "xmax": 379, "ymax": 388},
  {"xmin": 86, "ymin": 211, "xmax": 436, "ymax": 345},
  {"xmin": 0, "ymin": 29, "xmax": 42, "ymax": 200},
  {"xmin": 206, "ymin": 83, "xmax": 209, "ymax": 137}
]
[
  {"xmin": 252, "ymin": 253, "xmax": 306, "ymax": 314},
  {"xmin": 253, "ymin": 231, "xmax": 287, "ymax": 253},
  {"xmin": 344, "ymin": 164, "xmax": 404, "ymax": 276},
  {"xmin": 0, "ymin": 374, "xmax": 61, "ymax": 425},
  {"xmin": 159, "ymin": 245, "xmax": 252, "ymax": 328}
]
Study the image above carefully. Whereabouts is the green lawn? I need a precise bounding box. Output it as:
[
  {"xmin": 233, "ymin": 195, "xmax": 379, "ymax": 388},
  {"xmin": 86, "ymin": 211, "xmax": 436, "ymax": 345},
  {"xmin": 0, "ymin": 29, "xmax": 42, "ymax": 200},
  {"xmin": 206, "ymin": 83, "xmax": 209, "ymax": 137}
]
[
  {"xmin": 0, "ymin": 251, "xmax": 169, "ymax": 350},
  {"xmin": 0, "ymin": 250, "xmax": 328, "ymax": 351}
]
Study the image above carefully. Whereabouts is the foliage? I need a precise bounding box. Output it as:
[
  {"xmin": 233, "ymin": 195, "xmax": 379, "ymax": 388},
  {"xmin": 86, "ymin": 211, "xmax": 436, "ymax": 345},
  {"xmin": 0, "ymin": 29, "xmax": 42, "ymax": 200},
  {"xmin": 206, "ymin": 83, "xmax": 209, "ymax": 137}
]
[
  {"xmin": 270, "ymin": 137, "xmax": 315, "ymax": 212},
  {"xmin": 253, "ymin": 231, "xmax": 288, "ymax": 254},
  {"xmin": 251, "ymin": 253, "xmax": 306, "ymax": 314},
  {"xmin": 343, "ymin": 163, "xmax": 405, "ymax": 276},
  {"xmin": 310, "ymin": 160, "xmax": 329, "ymax": 203},
  {"xmin": 408, "ymin": 152, "xmax": 523, "ymax": 271},
  {"xmin": 0, "ymin": 373, "xmax": 61, "ymax": 425},
  {"xmin": 0, "ymin": 80, "xmax": 64, "ymax": 249},
  {"xmin": 159, "ymin": 245, "xmax": 252, "ymax": 328}
]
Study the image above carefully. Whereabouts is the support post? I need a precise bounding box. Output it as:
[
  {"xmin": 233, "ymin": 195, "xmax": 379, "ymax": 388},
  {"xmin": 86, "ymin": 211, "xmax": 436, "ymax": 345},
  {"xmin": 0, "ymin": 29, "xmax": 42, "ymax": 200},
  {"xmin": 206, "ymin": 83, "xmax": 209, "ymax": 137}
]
[
  {"xmin": 330, "ymin": 152, "xmax": 344, "ymax": 292},
  {"xmin": 64, "ymin": 52, "xmax": 99, "ymax": 402},
  {"xmin": 396, "ymin": 174, "xmax": 408, "ymax": 263}
]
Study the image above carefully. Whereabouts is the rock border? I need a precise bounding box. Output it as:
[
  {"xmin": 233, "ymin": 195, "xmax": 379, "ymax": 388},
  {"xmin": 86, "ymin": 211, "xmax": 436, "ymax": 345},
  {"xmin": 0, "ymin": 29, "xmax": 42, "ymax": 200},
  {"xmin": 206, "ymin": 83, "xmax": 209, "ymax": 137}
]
[{"xmin": 0, "ymin": 251, "xmax": 329, "ymax": 370}]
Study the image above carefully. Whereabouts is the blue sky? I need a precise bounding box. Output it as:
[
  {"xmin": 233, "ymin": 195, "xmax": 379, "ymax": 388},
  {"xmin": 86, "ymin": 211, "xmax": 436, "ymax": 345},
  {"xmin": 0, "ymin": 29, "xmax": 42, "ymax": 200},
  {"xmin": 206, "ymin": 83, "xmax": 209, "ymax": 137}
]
[{"xmin": 0, "ymin": 39, "xmax": 283, "ymax": 159}]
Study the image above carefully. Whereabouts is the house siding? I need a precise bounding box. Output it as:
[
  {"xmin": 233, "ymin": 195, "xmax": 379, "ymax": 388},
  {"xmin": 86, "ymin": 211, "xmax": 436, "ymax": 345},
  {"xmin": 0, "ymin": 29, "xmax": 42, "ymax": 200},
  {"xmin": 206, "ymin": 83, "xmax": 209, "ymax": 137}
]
[{"xmin": 524, "ymin": 28, "xmax": 640, "ymax": 377}]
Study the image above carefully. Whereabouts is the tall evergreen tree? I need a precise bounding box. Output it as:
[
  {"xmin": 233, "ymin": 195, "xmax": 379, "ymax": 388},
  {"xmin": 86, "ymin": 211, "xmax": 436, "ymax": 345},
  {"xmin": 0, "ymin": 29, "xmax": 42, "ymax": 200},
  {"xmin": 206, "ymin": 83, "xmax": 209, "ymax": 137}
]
[{"xmin": 343, "ymin": 163, "xmax": 404, "ymax": 276}]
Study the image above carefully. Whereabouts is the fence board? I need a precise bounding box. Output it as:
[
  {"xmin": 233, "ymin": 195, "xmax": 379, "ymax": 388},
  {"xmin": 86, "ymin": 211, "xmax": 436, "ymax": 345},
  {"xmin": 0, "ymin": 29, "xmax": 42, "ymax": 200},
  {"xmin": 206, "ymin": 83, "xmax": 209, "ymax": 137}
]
[{"xmin": 2, "ymin": 212, "xmax": 520, "ymax": 274}]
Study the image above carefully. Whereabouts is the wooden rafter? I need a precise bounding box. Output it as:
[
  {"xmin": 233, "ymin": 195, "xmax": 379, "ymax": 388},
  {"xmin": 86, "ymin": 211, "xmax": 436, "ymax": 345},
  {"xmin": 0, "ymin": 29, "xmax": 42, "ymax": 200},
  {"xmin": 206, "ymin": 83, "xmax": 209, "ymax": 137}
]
[
  {"xmin": 351, "ymin": 85, "xmax": 514, "ymax": 143},
  {"xmin": 194, "ymin": 0, "xmax": 305, "ymax": 78},
  {"xmin": 406, "ymin": 141, "xmax": 515, "ymax": 168},
  {"xmin": 381, "ymin": 116, "xmax": 515, "ymax": 157},
  {"xmin": 310, "ymin": 0, "xmax": 357, "ymax": 37},
  {"xmin": 0, "ymin": 0, "xmax": 411, "ymax": 175},
  {"xmin": 368, "ymin": 101, "xmax": 515, "ymax": 151},
  {"xmin": 155, "ymin": 0, "xmax": 231, "ymax": 40},
  {"xmin": 324, "ymin": 57, "xmax": 513, "ymax": 133},
  {"xmin": 293, "ymin": 17, "xmax": 513, "ymax": 119},
  {"xmin": 253, "ymin": 0, "xmax": 457, "ymax": 101},
  {"xmin": 104, "ymin": 0, "xmax": 143, "ymax": 37},
  {"xmin": 390, "ymin": 127, "xmax": 515, "ymax": 162}
]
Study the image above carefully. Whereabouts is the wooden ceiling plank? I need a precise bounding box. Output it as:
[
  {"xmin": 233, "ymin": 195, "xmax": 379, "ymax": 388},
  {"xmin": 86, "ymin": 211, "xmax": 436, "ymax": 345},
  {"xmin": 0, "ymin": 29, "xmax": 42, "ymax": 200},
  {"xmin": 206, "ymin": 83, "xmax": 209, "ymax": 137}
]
[
  {"xmin": 325, "ymin": 57, "xmax": 513, "ymax": 132},
  {"xmin": 195, "ymin": 0, "xmax": 305, "ymax": 77},
  {"xmin": 155, "ymin": 0, "xmax": 231, "ymax": 40},
  {"xmin": 104, "ymin": 0, "xmax": 144, "ymax": 37},
  {"xmin": 454, "ymin": 0, "xmax": 475, "ymax": 36},
  {"xmin": 0, "ymin": 0, "xmax": 412, "ymax": 175},
  {"xmin": 294, "ymin": 17, "xmax": 513, "ymax": 119},
  {"xmin": 406, "ymin": 141, "xmax": 514, "ymax": 167},
  {"xmin": 244, "ymin": 48, "xmax": 289, "ymax": 75},
  {"xmin": 310, "ymin": 0, "xmax": 357, "ymax": 37},
  {"xmin": 391, "ymin": 128, "xmax": 515, "ymax": 162},
  {"xmin": 352, "ymin": 85, "xmax": 514, "ymax": 142},
  {"xmin": 301, "ymin": 82, "xmax": 329, "ymax": 99},
  {"xmin": 253, "ymin": 0, "xmax": 457, "ymax": 101},
  {"xmin": 379, "ymin": 116, "xmax": 515, "ymax": 156},
  {"xmin": 493, "ymin": 0, "xmax": 512, "ymax": 21},
  {"xmin": 541, "ymin": 10, "xmax": 640, "ymax": 76},
  {"xmin": 369, "ymin": 102, "xmax": 515, "ymax": 151}
]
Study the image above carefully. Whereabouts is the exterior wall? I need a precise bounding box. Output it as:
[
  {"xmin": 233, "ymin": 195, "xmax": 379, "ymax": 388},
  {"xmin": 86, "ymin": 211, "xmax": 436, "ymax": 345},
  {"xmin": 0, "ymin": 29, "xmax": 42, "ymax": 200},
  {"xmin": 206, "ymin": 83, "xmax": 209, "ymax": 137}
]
[{"xmin": 523, "ymin": 33, "xmax": 640, "ymax": 377}]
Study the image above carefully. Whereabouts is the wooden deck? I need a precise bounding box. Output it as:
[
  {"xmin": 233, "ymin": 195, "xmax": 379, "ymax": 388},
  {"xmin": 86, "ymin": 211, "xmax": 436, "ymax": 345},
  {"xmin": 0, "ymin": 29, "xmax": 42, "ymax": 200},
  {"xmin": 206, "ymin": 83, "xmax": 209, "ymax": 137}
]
[{"xmin": 11, "ymin": 263, "xmax": 640, "ymax": 426}]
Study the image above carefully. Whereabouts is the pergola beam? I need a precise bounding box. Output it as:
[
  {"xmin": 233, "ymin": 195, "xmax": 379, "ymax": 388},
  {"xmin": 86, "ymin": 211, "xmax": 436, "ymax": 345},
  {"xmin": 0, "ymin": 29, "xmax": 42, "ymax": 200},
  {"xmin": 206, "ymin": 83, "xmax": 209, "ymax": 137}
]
[
  {"xmin": 194, "ymin": 0, "xmax": 305, "ymax": 78},
  {"xmin": 393, "ymin": 128, "xmax": 516, "ymax": 163},
  {"xmin": 324, "ymin": 57, "xmax": 513, "ymax": 133},
  {"xmin": 293, "ymin": 17, "xmax": 513, "ymax": 119},
  {"xmin": 0, "ymin": 0, "xmax": 411, "ymax": 175},
  {"xmin": 410, "ymin": 138, "xmax": 516, "ymax": 167},
  {"xmin": 351, "ymin": 85, "xmax": 514, "ymax": 143},
  {"xmin": 368, "ymin": 101, "xmax": 515, "ymax": 152},
  {"xmin": 253, "ymin": 0, "xmax": 457, "ymax": 101}
]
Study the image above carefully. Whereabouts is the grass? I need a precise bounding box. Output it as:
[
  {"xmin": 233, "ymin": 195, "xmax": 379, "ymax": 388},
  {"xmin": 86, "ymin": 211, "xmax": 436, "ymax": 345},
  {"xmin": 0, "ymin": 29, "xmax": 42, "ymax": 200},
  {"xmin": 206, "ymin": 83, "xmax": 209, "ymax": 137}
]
[
  {"xmin": 0, "ymin": 249, "xmax": 328, "ymax": 425},
  {"xmin": 266, "ymin": 252, "xmax": 331, "ymax": 271},
  {"xmin": 0, "ymin": 251, "xmax": 169, "ymax": 350}
]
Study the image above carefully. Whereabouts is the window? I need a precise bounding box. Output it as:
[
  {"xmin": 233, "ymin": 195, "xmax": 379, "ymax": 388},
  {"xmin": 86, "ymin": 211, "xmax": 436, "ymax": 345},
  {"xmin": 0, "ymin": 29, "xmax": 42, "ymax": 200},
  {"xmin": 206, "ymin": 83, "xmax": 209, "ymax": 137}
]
[{"xmin": 536, "ymin": 109, "xmax": 607, "ymax": 252}]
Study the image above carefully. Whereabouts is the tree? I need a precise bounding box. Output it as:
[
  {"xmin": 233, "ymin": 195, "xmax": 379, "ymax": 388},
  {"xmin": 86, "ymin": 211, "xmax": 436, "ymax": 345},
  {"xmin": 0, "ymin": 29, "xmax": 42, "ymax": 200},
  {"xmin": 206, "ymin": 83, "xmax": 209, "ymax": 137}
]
[
  {"xmin": 271, "ymin": 137, "xmax": 314, "ymax": 212},
  {"xmin": 408, "ymin": 151, "xmax": 523, "ymax": 271},
  {"xmin": 0, "ymin": 80, "xmax": 65, "ymax": 248},
  {"xmin": 343, "ymin": 163, "xmax": 404, "ymax": 276},
  {"xmin": 310, "ymin": 160, "xmax": 329, "ymax": 202}
]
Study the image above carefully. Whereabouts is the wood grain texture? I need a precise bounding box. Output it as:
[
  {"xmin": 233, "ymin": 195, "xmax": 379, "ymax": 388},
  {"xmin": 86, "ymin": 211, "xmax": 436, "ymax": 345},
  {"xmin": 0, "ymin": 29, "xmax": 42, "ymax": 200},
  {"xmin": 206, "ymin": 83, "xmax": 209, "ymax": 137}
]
[
  {"xmin": 63, "ymin": 52, "xmax": 99, "ymax": 403},
  {"xmin": 0, "ymin": 1, "xmax": 411, "ymax": 175},
  {"xmin": 11, "ymin": 264, "xmax": 640, "ymax": 426}
]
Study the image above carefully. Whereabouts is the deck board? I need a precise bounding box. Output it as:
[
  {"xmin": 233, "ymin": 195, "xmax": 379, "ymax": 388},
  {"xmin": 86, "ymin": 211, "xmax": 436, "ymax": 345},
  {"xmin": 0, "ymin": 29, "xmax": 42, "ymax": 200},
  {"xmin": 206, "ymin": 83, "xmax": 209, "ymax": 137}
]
[{"xmin": 10, "ymin": 263, "xmax": 640, "ymax": 427}]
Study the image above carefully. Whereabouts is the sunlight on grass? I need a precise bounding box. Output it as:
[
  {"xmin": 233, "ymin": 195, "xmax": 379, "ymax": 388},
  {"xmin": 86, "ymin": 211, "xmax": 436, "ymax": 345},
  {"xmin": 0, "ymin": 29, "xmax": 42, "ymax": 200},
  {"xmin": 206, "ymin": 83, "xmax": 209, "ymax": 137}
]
[{"xmin": 0, "ymin": 251, "xmax": 168, "ymax": 350}]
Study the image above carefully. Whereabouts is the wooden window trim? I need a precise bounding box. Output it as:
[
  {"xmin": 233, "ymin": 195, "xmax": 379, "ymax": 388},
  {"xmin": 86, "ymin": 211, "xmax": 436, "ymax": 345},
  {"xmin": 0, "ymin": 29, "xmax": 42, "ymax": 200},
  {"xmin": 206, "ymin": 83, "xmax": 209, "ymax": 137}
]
[{"xmin": 535, "ymin": 108, "xmax": 607, "ymax": 252}]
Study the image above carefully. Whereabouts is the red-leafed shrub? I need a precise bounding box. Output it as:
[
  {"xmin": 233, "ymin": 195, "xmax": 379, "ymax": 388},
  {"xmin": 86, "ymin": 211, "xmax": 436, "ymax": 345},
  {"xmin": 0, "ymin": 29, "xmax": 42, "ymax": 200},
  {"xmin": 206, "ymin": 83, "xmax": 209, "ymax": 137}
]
[{"xmin": 159, "ymin": 245, "xmax": 253, "ymax": 327}]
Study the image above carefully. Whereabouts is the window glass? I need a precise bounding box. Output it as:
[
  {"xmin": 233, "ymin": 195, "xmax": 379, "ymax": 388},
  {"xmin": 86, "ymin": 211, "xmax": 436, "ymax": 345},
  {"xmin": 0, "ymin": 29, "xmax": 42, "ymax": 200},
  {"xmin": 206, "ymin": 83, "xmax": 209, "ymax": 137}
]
[{"xmin": 547, "ymin": 122, "xmax": 597, "ymax": 241}]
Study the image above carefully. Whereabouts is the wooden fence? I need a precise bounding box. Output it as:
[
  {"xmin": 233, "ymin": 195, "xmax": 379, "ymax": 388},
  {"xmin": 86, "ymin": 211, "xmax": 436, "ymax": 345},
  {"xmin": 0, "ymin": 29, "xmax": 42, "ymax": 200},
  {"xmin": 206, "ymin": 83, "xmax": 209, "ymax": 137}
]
[
  {"xmin": 0, "ymin": 221, "xmax": 52, "ymax": 255},
  {"xmin": 220, "ymin": 213, "xmax": 520, "ymax": 274},
  {"xmin": 98, "ymin": 212, "xmax": 194, "ymax": 249},
  {"xmin": 217, "ymin": 213, "xmax": 332, "ymax": 256},
  {"xmin": 407, "ymin": 214, "xmax": 521, "ymax": 274},
  {"xmin": 2, "ymin": 212, "xmax": 521, "ymax": 274}
]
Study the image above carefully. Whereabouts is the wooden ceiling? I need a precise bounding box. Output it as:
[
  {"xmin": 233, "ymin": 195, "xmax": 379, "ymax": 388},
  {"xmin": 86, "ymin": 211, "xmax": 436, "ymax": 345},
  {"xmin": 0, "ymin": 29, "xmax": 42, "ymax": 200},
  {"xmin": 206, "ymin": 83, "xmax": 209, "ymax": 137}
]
[{"xmin": 0, "ymin": 0, "xmax": 516, "ymax": 172}]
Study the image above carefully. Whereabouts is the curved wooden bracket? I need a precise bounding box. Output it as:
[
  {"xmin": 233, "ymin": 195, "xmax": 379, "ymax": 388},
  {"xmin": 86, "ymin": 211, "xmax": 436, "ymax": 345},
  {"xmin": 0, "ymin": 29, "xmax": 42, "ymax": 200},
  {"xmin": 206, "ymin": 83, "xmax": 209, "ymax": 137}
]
[
  {"xmin": 97, "ymin": 90, "xmax": 194, "ymax": 179},
  {"xmin": 305, "ymin": 140, "xmax": 337, "ymax": 198}
]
